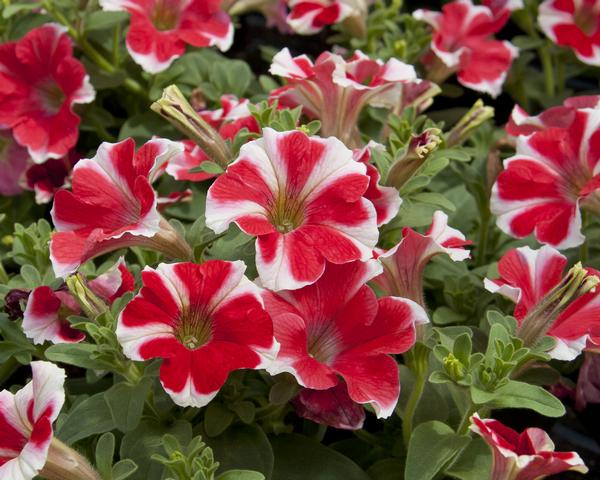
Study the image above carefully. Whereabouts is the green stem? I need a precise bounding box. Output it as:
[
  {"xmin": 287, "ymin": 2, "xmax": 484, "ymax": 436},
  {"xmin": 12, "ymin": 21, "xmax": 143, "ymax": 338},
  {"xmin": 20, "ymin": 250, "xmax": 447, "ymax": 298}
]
[
  {"xmin": 476, "ymin": 209, "xmax": 490, "ymax": 267},
  {"xmin": 456, "ymin": 403, "xmax": 478, "ymax": 435},
  {"xmin": 402, "ymin": 370, "xmax": 427, "ymax": 446},
  {"xmin": 539, "ymin": 45, "xmax": 555, "ymax": 97},
  {"xmin": 580, "ymin": 210, "xmax": 589, "ymax": 264},
  {"xmin": 0, "ymin": 357, "xmax": 18, "ymax": 387}
]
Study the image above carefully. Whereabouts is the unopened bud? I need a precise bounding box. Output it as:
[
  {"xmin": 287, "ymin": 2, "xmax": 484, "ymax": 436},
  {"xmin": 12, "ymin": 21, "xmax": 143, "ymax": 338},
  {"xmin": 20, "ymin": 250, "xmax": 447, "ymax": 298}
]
[
  {"xmin": 66, "ymin": 274, "xmax": 108, "ymax": 319},
  {"xmin": 518, "ymin": 264, "xmax": 599, "ymax": 348},
  {"xmin": 443, "ymin": 353, "xmax": 467, "ymax": 381},
  {"xmin": 386, "ymin": 128, "xmax": 442, "ymax": 189},
  {"xmin": 446, "ymin": 100, "xmax": 494, "ymax": 147},
  {"xmin": 151, "ymin": 85, "xmax": 231, "ymax": 169},
  {"xmin": 42, "ymin": 438, "xmax": 100, "ymax": 480}
]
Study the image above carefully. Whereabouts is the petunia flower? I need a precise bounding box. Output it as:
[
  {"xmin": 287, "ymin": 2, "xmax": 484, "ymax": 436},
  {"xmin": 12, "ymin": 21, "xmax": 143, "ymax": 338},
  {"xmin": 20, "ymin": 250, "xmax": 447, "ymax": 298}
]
[
  {"xmin": 285, "ymin": 0, "xmax": 365, "ymax": 34},
  {"xmin": 470, "ymin": 413, "xmax": 588, "ymax": 480},
  {"xmin": 0, "ymin": 24, "xmax": 95, "ymax": 163},
  {"xmin": 263, "ymin": 260, "xmax": 428, "ymax": 418},
  {"xmin": 484, "ymin": 245, "xmax": 600, "ymax": 360},
  {"xmin": 413, "ymin": 0, "xmax": 520, "ymax": 97},
  {"xmin": 575, "ymin": 352, "xmax": 600, "ymax": 411},
  {"xmin": 205, "ymin": 127, "xmax": 379, "ymax": 291},
  {"xmin": 505, "ymin": 95, "xmax": 600, "ymax": 137},
  {"xmin": 24, "ymin": 152, "xmax": 79, "ymax": 204},
  {"xmin": 372, "ymin": 211, "xmax": 471, "ymax": 307},
  {"xmin": 292, "ymin": 382, "xmax": 365, "ymax": 430},
  {"xmin": 0, "ymin": 130, "xmax": 29, "ymax": 196},
  {"xmin": 50, "ymin": 137, "xmax": 191, "ymax": 279},
  {"xmin": 0, "ymin": 361, "xmax": 99, "ymax": 480},
  {"xmin": 116, "ymin": 260, "xmax": 279, "ymax": 407},
  {"xmin": 352, "ymin": 143, "xmax": 402, "ymax": 226},
  {"xmin": 491, "ymin": 107, "xmax": 600, "ymax": 249},
  {"xmin": 99, "ymin": 0, "xmax": 234, "ymax": 73},
  {"xmin": 269, "ymin": 49, "xmax": 418, "ymax": 146},
  {"xmin": 539, "ymin": 0, "xmax": 600, "ymax": 66},
  {"xmin": 23, "ymin": 258, "xmax": 135, "ymax": 344}
]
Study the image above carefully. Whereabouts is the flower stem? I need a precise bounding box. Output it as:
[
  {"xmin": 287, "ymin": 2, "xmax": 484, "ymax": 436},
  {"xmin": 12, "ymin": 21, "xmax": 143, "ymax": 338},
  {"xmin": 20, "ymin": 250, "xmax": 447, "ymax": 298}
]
[
  {"xmin": 539, "ymin": 45, "xmax": 555, "ymax": 97},
  {"xmin": 402, "ymin": 344, "xmax": 430, "ymax": 447}
]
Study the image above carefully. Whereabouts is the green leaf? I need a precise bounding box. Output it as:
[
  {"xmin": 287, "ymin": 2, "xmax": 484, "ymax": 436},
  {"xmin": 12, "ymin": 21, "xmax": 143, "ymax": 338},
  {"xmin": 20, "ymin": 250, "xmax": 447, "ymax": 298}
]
[
  {"xmin": 205, "ymin": 425, "xmax": 274, "ymax": 479},
  {"xmin": 2, "ymin": 3, "xmax": 40, "ymax": 18},
  {"xmin": 217, "ymin": 471, "xmax": 266, "ymax": 480},
  {"xmin": 45, "ymin": 343, "xmax": 99, "ymax": 369},
  {"xmin": 85, "ymin": 10, "xmax": 129, "ymax": 31},
  {"xmin": 96, "ymin": 432, "xmax": 116, "ymax": 479},
  {"xmin": 445, "ymin": 437, "xmax": 492, "ymax": 480},
  {"xmin": 104, "ymin": 378, "xmax": 152, "ymax": 433},
  {"xmin": 432, "ymin": 306, "xmax": 467, "ymax": 326},
  {"xmin": 204, "ymin": 402, "xmax": 235, "ymax": 437},
  {"xmin": 471, "ymin": 380, "xmax": 565, "ymax": 417},
  {"xmin": 405, "ymin": 421, "xmax": 470, "ymax": 480},
  {"xmin": 188, "ymin": 161, "xmax": 224, "ymax": 175},
  {"xmin": 270, "ymin": 434, "xmax": 369, "ymax": 480},
  {"xmin": 58, "ymin": 393, "xmax": 116, "ymax": 444},
  {"xmin": 112, "ymin": 460, "xmax": 138, "ymax": 480},
  {"xmin": 120, "ymin": 420, "xmax": 192, "ymax": 480}
]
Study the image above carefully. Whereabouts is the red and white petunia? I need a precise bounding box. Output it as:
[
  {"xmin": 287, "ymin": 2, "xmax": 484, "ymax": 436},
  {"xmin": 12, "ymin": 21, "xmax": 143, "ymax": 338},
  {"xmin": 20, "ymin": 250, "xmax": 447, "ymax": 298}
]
[
  {"xmin": 116, "ymin": 260, "xmax": 278, "ymax": 407},
  {"xmin": 413, "ymin": 0, "xmax": 520, "ymax": 97},
  {"xmin": 352, "ymin": 143, "xmax": 402, "ymax": 226},
  {"xmin": 0, "ymin": 361, "xmax": 65, "ymax": 480},
  {"xmin": 0, "ymin": 130, "xmax": 29, "ymax": 196},
  {"xmin": 539, "ymin": 0, "xmax": 600, "ymax": 66},
  {"xmin": 99, "ymin": 0, "xmax": 233, "ymax": 73},
  {"xmin": 292, "ymin": 382, "xmax": 365, "ymax": 430},
  {"xmin": 263, "ymin": 260, "xmax": 428, "ymax": 417},
  {"xmin": 157, "ymin": 188, "xmax": 193, "ymax": 210},
  {"xmin": 166, "ymin": 140, "xmax": 216, "ymax": 182},
  {"xmin": 205, "ymin": 127, "xmax": 379, "ymax": 291},
  {"xmin": 484, "ymin": 245, "xmax": 600, "ymax": 360},
  {"xmin": 49, "ymin": 137, "xmax": 189, "ymax": 279},
  {"xmin": 23, "ymin": 258, "xmax": 134, "ymax": 344},
  {"xmin": 470, "ymin": 413, "xmax": 588, "ymax": 480},
  {"xmin": 0, "ymin": 24, "xmax": 95, "ymax": 163},
  {"xmin": 285, "ymin": 0, "xmax": 361, "ymax": 34},
  {"xmin": 491, "ymin": 107, "xmax": 600, "ymax": 249},
  {"xmin": 506, "ymin": 95, "xmax": 600, "ymax": 137},
  {"xmin": 198, "ymin": 94, "xmax": 259, "ymax": 140},
  {"xmin": 269, "ymin": 48, "xmax": 419, "ymax": 146},
  {"xmin": 372, "ymin": 211, "xmax": 471, "ymax": 306}
]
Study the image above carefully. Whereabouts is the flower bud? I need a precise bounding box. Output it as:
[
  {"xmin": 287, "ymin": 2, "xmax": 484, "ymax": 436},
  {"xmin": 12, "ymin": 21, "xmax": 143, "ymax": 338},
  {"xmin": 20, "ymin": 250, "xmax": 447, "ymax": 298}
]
[
  {"xmin": 517, "ymin": 263, "xmax": 600, "ymax": 348},
  {"xmin": 151, "ymin": 85, "xmax": 232, "ymax": 169},
  {"xmin": 4, "ymin": 288, "xmax": 30, "ymax": 320},
  {"xmin": 41, "ymin": 438, "xmax": 101, "ymax": 480},
  {"xmin": 446, "ymin": 100, "xmax": 494, "ymax": 147},
  {"xmin": 443, "ymin": 353, "xmax": 467, "ymax": 381},
  {"xmin": 385, "ymin": 128, "xmax": 442, "ymax": 189},
  {"xmin": 66, "ymin": 274, "xmax": 108, "ymax": 320}
]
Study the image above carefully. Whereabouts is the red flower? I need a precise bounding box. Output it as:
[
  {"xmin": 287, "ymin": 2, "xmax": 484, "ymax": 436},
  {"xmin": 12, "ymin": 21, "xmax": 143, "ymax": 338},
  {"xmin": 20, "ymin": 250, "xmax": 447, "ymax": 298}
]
[
  {"xmin": 491, "ymin": 107, "xmax": 600, "ymax": 249},
  {"xmin": 506, "ymin": 95, "xmax": 600, "ymax": 137},
  {"xmin": 50, "ymin": 138, "xmax": 189, "ymax": 278},
  {"xmin": 0, "ymin": 24, "xmax": 95, "ymax": 163},
  {"xmin": 484, "ymin": 245, "xmax": 600, "ymax": 360},
  {"xmin": 372, "ymin": 211, "xmax": 471, "ymax": 306},
  {"xmin": 0, "ymin": 130, "xmax": 29, "ymax": 196},
  {"xmin": 205, "ymin": 128, "xmax": 379, "ymax": 291},
  {"xmin": 285, "ymin": 0, "xmax": 358, "ymax": 34},
  {"xmin": 263, "ymin": 260, "xmax": 428, "ymax": 418},
  {"xmin": 413, "ymin": 0, "xmax": 519, "ymax": 97},
  {"xmin": 116, "ymin": 260, "xmax": 278, "ymax": 407},
  {"xmin": 292, "ymin": 382, "xmax": 365, "ymax": 430},
  {"xmin": 25, "ymin": 151, "xmax": 79, "ymax": 204},
  {"xmin": 539, "ymin": 0, "xmax": 600, "ymax": 66},
  {"xmin": 23, "ymin": 258, "xmax": 134, "ymax": 344},
  {"xmin": 470, "ymin": 413, "xmax": 588, "ymax": 480},
  {"xmin": 100, "ymin": 0, "xmax": 233, "ymax": 73},
  {"xmin": 0, "ymin": 362, "xmax": 65, "ymax": 480},
  {"xmin": 352, "ymin": 143, "xmax": 402, "ymax": 226},
  {"xmin": 269, "ymin": 49, "xmax": 419, "ymax": 146}
]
